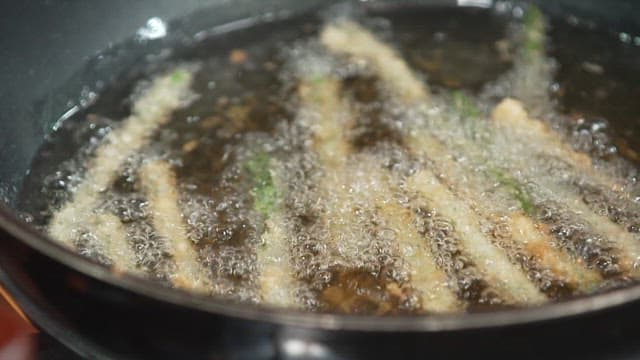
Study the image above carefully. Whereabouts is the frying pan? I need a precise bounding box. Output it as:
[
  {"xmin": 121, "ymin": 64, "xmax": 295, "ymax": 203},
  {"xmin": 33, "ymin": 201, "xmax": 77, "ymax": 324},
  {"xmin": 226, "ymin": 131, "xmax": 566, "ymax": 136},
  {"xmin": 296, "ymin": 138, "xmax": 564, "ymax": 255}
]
[{"xmin": 1, "ymin": 0, "xmax": 640, "ymax": 359}]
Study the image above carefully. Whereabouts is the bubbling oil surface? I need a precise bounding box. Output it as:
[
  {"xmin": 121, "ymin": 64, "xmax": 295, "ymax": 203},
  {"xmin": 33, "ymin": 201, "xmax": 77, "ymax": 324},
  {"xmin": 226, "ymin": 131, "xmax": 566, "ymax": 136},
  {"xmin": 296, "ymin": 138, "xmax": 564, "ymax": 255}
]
[{"xmin": 18, "ymin": 3, "xmax": 640, "ymax": 314}]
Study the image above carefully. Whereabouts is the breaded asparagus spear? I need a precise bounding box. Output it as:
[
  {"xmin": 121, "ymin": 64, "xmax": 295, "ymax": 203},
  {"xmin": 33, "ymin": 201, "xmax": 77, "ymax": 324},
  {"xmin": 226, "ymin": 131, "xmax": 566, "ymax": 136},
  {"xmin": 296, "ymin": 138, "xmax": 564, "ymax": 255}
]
[
  {"xmin": 510, "ymin": 4, "xmax": 552, "ymax": 115},
  {"xmin": 321, "ymin": 20, "xmax": 428, "ymax": 103},
  {"xmin": 321, "ymin": 20, "xmax": 599, "ymax": 297},
  {"xmin": 49, "ymin": 67, "xmax": 195, "ymax": 267},
  {"xmin": 140, "ymin": 159, "xmax": 212, "ymax": 293},
  {"xmin": 359, "ymin": 154, "xmax": 461, "ymax": 312},
  {"xmin": 245, "ymin": 152, "xmax": 299, "ymax": 308},
  {"xmin": 322, "ymin": 21, "xmax": 551, "ymax": 301},
  {"xmin": 91, "ymin": 213, "xmax": 140, "ymax": 275},
  {"xmin": 297, "ymin": 47, "xmax": 461, "ymax": 311}
]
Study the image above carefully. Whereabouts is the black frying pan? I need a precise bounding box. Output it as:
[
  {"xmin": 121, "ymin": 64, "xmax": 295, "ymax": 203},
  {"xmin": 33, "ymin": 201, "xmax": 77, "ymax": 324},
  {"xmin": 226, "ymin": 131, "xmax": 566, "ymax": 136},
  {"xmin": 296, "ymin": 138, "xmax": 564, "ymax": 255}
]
[{"xmin": 1, "ymin": 1, "xmax": 640, "ymax": 359}]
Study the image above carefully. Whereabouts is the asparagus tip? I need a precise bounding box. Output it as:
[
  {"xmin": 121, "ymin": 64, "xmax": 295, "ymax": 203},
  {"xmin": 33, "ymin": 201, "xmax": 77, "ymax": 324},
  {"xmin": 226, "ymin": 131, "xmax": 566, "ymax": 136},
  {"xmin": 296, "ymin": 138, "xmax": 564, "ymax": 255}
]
[
  {"xmin": 452, "ymin": 91, "xmax": 481, "ymax": 119},
  {"xmin": 488, "ymin": 168, "xmax": 537, "ymax": 216},
  {"xmin": 523, "ymin": 5, "xmax": 545, "ymax": 53},
  {"xmin": 171, "ymin": 68, "xmax": 190, "ymax": 84},
  {"xmin": 245, "ymin": 152, "xmax": 280, "ymax": 215}
]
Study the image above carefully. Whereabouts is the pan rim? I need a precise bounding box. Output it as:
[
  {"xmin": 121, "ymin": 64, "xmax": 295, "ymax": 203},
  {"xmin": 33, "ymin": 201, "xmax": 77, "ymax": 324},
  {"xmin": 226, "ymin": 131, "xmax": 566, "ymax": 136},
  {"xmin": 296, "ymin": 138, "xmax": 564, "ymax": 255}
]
[
  {"xmin": 3, "ymin": 203, "xmax": 640, "ymax": 332},
  {"xmin": 3, "ymin": 0, "xmax": 640, "ymax": 333}
]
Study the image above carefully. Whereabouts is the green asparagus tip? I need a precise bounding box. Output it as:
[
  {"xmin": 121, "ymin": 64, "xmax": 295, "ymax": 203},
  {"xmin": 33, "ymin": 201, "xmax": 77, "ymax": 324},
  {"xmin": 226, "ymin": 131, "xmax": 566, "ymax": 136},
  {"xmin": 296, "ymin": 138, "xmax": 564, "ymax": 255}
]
[
  {"xmin": 311, "ymin": 74, "xmax": 326, "ymax": 85},
  {"xmin": 452, "ymin": 91, "xmax": 481, "ymax": 119},
  {"xmin": 488, "ymin": 169, "xmax": 536, "ymax": 216},
  {"xmin": 524, "ymin": 5, "xmax": 543, "ymax": 29},
  {"xmin": 523, "ymin": 5, "xmax": 545, "ymax": 53},
  {"xmin": 245, "ymin": 152, "xmax": 279, "ymax": 215},
  {"xmin": 170, "ymin": 68, "xmax": 189, "ymax": 84}
]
